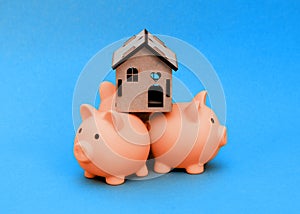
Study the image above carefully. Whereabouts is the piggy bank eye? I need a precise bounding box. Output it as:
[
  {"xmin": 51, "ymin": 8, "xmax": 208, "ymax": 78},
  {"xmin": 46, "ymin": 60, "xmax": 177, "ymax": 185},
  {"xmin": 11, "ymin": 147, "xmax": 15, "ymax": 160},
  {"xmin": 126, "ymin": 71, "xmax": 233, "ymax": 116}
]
[
  {"xmin": 211, "ymin": 118, "xmax": 215, "ymax": 123},
  {"xmin": 94, "ymin": 134, "xmax": 99, "ymax": 140},
  {"xmin": 78, "ymin": 128, "xmax": 82, "ymax": 133}
]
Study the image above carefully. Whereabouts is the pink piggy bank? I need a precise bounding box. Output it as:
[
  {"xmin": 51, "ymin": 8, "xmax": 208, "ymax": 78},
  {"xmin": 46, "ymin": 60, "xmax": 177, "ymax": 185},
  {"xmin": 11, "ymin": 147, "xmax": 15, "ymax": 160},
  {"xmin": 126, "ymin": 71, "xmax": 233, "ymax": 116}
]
[
  {"xmin": 148, "ymin": 91, "xmax": 227, "ymax": 174},
  {"xmin": 74, "ymin": 104, "xmax": 150, "ymax": 185}
]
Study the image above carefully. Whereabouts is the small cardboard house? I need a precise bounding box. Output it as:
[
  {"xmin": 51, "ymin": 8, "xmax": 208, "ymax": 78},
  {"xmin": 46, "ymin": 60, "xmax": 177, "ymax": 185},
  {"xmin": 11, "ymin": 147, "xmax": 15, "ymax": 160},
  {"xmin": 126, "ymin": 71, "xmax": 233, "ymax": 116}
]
[{"xmin": 112, "ymin": 29, "xmax": 178, "ymax": 113}]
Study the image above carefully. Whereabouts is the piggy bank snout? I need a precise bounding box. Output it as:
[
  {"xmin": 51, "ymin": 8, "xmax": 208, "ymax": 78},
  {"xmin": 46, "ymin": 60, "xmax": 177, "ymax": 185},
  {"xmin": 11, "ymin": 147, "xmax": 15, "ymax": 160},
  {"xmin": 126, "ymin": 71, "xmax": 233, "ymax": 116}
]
[
  {"xmin": 219, "ymin": 126, "xmax": 227, "ymax": 147},
  {"xmin": 74, "ymin": 141, "xmax": 93, "ymax": 163}
]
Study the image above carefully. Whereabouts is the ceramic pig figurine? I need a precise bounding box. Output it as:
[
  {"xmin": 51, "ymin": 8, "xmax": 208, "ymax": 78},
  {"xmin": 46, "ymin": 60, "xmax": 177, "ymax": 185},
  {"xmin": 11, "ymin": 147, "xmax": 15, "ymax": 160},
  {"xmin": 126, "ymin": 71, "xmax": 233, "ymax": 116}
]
[
  {"xmin": 148, "ymin": 91, "xmax": 227, "ymax": 174},
  {"xmin": 74, "ymin": 104, "xmax": 150, "ymax": 185}
]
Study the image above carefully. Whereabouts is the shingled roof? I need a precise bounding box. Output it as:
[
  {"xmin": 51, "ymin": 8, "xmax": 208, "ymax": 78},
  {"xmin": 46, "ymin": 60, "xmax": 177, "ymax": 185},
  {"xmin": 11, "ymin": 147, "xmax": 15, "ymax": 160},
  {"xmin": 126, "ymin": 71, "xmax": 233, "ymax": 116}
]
[{"xmin": 112, "ymin": 29, "xmax": 178, "ymax": 71}]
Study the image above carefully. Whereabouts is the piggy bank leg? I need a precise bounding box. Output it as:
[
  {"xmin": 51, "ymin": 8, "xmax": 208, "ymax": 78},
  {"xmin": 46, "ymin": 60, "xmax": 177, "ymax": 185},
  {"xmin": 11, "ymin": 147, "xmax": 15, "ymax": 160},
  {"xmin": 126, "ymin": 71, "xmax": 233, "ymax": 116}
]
[
  {"xmin": 84, "ymin": 171, "xmax": 96, "ymax": 179},
  {"xmin": 186, "ymin": 164, "xmax": 204, "ymax": 174},
  {"xmin": 154, "ymin": 161, "xmax": 171, "ymax": 174},
  {"xmin": 136, "ymin": 164, "xmax": 148, "ymax": 177},
  {"xmin": 106, "ymin": 176, "xmax": 125, "ymax": 185}
]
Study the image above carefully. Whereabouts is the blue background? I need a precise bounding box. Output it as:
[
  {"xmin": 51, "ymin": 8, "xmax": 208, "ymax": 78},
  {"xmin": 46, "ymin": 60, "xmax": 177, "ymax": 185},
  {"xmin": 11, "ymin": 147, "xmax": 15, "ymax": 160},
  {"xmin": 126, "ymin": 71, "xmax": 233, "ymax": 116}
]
[{"xmin": 1, "ymin": 0, "xmax": 299, "ymax": 213}]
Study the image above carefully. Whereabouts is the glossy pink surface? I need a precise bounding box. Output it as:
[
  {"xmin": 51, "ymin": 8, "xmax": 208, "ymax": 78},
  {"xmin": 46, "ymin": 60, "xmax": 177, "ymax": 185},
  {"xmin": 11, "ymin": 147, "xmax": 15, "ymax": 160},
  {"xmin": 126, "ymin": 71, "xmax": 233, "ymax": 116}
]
[
  {"xmin": 148, "ymin": 91, "xmax": 227, "ymax": 174},
  {"xmin": 74, "ymin": 82, "xmax": 150, "ymax": 185}
]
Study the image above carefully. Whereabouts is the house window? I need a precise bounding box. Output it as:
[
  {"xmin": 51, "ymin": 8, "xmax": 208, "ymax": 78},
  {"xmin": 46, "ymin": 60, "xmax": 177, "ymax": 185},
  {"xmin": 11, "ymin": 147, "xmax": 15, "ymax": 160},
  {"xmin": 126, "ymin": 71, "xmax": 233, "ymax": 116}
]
[
  {"xmin": 127, "ymin": 67, "xmax": 138, "ymax": 82},
  {"xmin": 117, "ymin": 79, "xmax": 122, "ymax": 97},
  {"xmin": 166, "ymin": 79, "xmax": 170, "ymax": 97}
]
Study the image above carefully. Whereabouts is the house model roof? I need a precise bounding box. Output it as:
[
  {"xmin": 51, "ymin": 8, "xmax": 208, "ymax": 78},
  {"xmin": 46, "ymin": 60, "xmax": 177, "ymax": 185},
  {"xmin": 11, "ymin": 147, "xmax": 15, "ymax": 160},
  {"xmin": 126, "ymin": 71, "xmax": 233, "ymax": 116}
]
[{"xmin": 112, "ymin": 29, "xmax": 178, "ymax": 71}]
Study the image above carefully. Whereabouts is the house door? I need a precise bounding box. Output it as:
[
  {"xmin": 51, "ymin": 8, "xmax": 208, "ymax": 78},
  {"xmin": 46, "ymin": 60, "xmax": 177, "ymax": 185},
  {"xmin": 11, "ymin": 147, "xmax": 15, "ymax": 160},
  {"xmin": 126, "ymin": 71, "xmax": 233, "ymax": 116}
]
[{"xmin": 148, "ymin": 85, "xmax": 163, "ymax": 107}]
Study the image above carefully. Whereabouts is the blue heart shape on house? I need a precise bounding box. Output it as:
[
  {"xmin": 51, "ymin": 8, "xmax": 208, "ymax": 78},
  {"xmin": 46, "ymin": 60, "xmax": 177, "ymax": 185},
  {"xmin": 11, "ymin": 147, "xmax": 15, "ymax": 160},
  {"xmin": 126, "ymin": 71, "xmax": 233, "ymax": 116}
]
[{"xmin": 150, "ymin": 72, "xmax": 161, "ymax": 81}]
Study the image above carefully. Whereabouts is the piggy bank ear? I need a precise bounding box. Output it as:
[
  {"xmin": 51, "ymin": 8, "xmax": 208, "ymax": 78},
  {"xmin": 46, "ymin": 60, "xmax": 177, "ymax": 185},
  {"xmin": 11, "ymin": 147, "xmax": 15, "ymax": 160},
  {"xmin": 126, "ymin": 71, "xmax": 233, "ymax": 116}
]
[
  {"xmin": 103, "ymin": 111, "xmax": 124, "ymax": 131},
  {"xmin": 194, "ymin": 91, "xmax": 207, "ymax": 107},
  {"xmin": 184, "ymin": 101, "xmax": 200, "ymax": 123},
  {"xmin": 99, "ymin": 81, "xmax": 116, "ymax": 101},
  {"xmin": 80, "ymin": 104, "xmax": 97, "ymax": 120}
]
